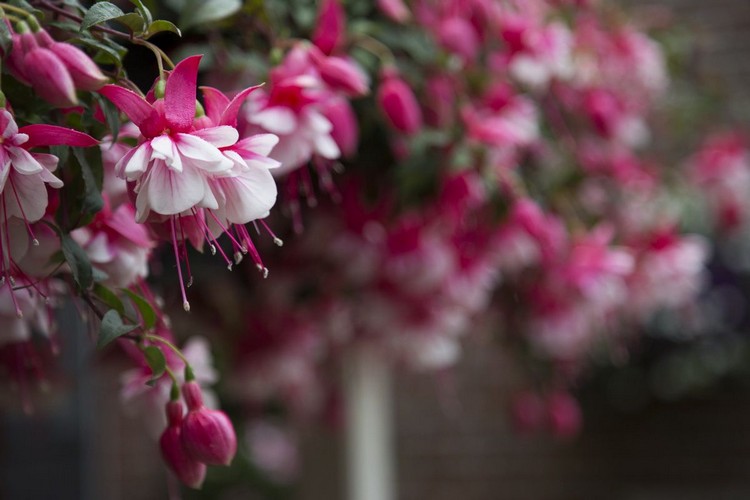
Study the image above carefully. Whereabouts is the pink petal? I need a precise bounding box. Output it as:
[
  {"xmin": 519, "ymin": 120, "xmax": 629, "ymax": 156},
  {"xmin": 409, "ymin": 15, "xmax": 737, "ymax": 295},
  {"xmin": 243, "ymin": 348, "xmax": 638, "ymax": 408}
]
[
  {"xmin": 99, "ymin": 85, "xmax": 156, "ymax": 132},
  {"xmin": 199, "ymin": 86, "xmax": 230, "ymax": 125},
  {"xmin": 32, "ymin": 153, "xmax": 60, "ymax": 172},
  {"xmin": 220, "ymin": 84, "xmax": 263, "ymax": 126},
  {"xmin": 190, "ymin": 126, "xmax": 239, "ymax": 148},
  {"xmin": 19, "ymin": 124, "xmax": 98, "ymax": 149},
  {"xmin": 108, "ymin": 204, "xmax": 154, "ymax": 247},
  {"xmin": 165, "ymin": 55, "xmax": 202, "ymax": 132},
  {"xmin": 38, "ymin": 167, "xmax": 64, "ymax": 189}
]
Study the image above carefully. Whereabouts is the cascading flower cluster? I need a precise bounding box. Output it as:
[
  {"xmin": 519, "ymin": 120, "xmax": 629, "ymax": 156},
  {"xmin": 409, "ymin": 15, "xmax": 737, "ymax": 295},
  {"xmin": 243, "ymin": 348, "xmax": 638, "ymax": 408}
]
[{"xmin": 0, "ymin": 0, "xmax": 739, "ymax": 493}]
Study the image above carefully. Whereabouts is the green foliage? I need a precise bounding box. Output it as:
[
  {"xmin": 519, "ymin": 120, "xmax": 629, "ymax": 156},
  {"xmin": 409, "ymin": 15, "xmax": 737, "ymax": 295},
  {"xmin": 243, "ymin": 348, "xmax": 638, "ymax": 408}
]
[
  {"xmin": 143, "ymin": 345, "xmax": 166, "ymax": 384},
  {"xmin": 98, "ymin": 309, "xmax": 138, "ymax": 348}
]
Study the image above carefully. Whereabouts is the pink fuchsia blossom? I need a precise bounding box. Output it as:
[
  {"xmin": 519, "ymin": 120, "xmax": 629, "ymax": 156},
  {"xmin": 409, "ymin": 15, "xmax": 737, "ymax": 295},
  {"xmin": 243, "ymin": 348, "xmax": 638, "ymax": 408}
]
[
  {"xmin": 160, "ymin": 400, "xmax": 207, "ymax": 489},
  {"xmin": 71, "ymin": 197, "xmax": 154, "ymax": 288},
  {"xmin": 378, "ymin": 0, "xmax": 411, "ymax": 23},
  {"xmin": 377, "ymin": 67, "xmax": 423, "ymax": 135},
  {"xmin": 312, "ymin": 0, "xmax": 346, "ymax": 55},
  {"xmin": 181, "ymin": 380, "xmax": 237, "ymax": 466},
  {"xmin": 33, "ymin": 30, "xmax": 107, "ymax": 91},
  {"xmin": 546, "ymin": 391, "xmax": 582, "ymax": 439},
  {"xmin": 0, "ymin": 108, "xmax": 96, "ymax": 301}
]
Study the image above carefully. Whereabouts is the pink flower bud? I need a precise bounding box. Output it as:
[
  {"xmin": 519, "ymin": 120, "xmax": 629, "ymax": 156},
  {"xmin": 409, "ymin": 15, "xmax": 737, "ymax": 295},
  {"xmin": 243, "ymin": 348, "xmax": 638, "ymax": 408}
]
[
  {"xmin": 160, "ymin": 401, "xmax": 207, "ymax": 490},
  {"xmin": 35, "ymin": 31, "xmax": 107, "ymax": 91},
  {"xmin": 7, "ymin": 32, "xmax": 37, "ymax": 84},
  {"xmin": 317, "ymin": 56, "xmax": 369, "ymax": 96},
  {"xmin": 312, "ymin": 0, "xmax": 345, "ymax": 55},
  {"xmin": 181, "ymin": 381, "xmax": 237, "ymax": 466},
  {"xmin": 23, "ymin": 47, "xmax": 78, "ymax": 107},
  {"xmin": 377, "ymin": 69, "xmax": 422, "ymax": 135},
  {"xmin": 546, "ymin": 391, "xmax": 582, "ymax": 439},
  {"xmin": 509, "ymin": 390, "xmax": 546, "ymax": 433},
  {"xmin": 377, "ymin": 0, "xmax": 411, "ymax": 23},
  {"xmin": 438, "ymin": 18, "xmax": 480, "ymax": 63},
  {"xmin": 322, "ymin": 97, "xmax": 359, "ymax": 157}
]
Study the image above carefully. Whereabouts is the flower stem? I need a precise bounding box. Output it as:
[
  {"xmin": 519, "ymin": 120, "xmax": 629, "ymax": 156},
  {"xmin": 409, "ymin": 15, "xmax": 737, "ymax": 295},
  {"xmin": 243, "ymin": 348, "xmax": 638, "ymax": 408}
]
[{"xmin": 144, "ymin": 334, "xmax": 191, "ymax": 367}]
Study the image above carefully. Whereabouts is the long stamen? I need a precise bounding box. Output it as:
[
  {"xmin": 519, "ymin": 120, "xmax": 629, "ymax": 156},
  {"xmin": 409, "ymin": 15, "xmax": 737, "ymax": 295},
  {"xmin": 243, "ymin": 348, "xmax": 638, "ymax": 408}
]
[
  {"xmin": 258, "ymin": 219, "xmax": 284, "ymax": 247},
  {"xmin": 8, "ymin": 177, "xmax": 38, "ymax": 245},
  {"xmin": 176, "ymin": 215, "xmax": 194, "ymax": 288},
  {"xmin": 193, "ymin": 211, "xmax": 233, "ymax": 270},
  {"xmin": 169, "ymin": 216, "xmax": 190, "ymax": 312}
]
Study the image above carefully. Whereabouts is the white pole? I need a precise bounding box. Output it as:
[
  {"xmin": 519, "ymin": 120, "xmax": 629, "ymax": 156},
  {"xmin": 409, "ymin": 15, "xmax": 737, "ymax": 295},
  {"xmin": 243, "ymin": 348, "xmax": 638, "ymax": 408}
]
[{"xmin": 343, "ymin": 347, "xmax": 395, "ymax": 500}]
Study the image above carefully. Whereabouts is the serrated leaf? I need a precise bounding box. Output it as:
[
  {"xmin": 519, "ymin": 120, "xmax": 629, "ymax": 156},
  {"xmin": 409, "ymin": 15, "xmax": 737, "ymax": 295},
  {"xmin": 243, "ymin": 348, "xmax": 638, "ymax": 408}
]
[
  {"xmin": 144, "ymin": 20, "xmax": 181, "ymax": 39},
  {"xmin": 143, "ymin": 346, "xmax": 166, "ymax": 382},
  {"xmin": 98, "ymin": 309, "xmax": 138, "ymax": 348},
  {"xmin": 61, "ymin": 234, "xmax": 93, "ymax": 290},
  {"xmin": 81, "ymin": 2, "xmax": 126, "ymax": 31},
  {"xmin": 179, "ymin": 0, "xmax": 241, "ymax": 30},
  {"xmin": 121, "ymin": 288, "xmax": 158, "ymax": 330},
  {"xmin": 72, "ymin": 147, "xmax": 104, "ymax": 216},
  {"xmin": 93, "ymin": 283, "xmax": 125, "ymax": 316}
]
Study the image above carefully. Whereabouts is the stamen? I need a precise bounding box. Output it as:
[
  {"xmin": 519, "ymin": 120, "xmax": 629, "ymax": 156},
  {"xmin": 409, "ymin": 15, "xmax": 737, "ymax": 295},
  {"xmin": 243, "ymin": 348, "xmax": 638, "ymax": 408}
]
[{"xmin": 169, "ymin": 216, "xmax": 190, "ymax": 313}]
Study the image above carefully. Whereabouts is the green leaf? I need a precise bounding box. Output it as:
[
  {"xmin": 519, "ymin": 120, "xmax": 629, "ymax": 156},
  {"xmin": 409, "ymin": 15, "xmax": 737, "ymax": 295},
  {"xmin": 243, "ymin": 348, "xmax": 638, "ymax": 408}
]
[
  {"xmin": 178, "ymin": 0, "xmax": 241, "ymax": 30},
  {"xmin": 62, "ymin": 234, "xmax": 93, "ymax": 290},
  {"xmin": 112, "ymin": 12, "xmax": 146, "ymax": 33},
  {"xmin": 143, "ymin": 346, "xmax": 166, "ymax": 384},
  {"xmin": 81, "ymin": 2, "xmax": 127, "ymax": 31},
  {"xmin": 144, "ymin": 20, "xmax": 181, "ymax": 39},
  {"xmin": 121, "ymin": 289, "xmax": 158, "ymax": 330},
  {"xmin": 98, "ymin": 309, "xmax": 138, "ymax": 348},
  {"xmin": 93, "ymin": 283, "xmax": 125, "ymax": 316},
  {"xmin": 94, "ymin": 94, "xmax": 121, "ymax": 141},
  {"xmin": 77, "ymin": 37, "xmax": 126, "ymax": 68},
  {"xmin": 0, "ymin": 18, "xmax": 11, "ymax": 54},
  {"xmin": 128, "ymin": 0, "xmax": 153, "ymax": 24},
  {"xmin": 72, "ymin": 147, "xmax": 104, "ymax": 217}
]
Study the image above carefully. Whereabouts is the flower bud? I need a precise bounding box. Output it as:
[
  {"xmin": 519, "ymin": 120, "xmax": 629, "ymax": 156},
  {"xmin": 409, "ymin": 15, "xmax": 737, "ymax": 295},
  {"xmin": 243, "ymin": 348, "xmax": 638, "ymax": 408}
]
[
  {"xmin": 159, "ymin": 401, "xmax": 207, "ymax": 490},
  {"xmin": 322, "ymin": 97, "xmax": 359, "ymax": 157},
  {"xmin": 377, "ymin": 69, "xmax": 422, "ymax": 135},
  {"xmin": 181, "ymin": 381, "xmax": 238, "ymax": 466},
  {"xmin": 35, "ymin": 31, "xmax": 107, "ymax": 91},
  {"xmin": 377, "ymin": 0, "xmax": 411, "ymax": 23},
  {"xmin": 312, "ymin": 0, "xmax": 345, "ymax": 55},
  {"xmin": 317, "ymin": 56, "xmax": 369, "ymax": 96},
  {"xmin": 23, "ymin": 48, "xmax": 78, "ymax": 107},
  {"xmin": 6, "ymin": 31, "xmax": 38, "ymax": 84},
  {"xmin": 546, "ymin": 391, "xmax": 582, "ymax": 439}
]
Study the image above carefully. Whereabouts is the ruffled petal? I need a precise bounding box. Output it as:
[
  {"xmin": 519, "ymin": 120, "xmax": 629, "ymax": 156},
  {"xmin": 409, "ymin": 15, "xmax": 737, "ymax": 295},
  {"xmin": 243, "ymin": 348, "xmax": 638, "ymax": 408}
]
[
  {"xmin": 190, "ymin": 126, "xmax": 239, "ymax": 149},
  {"xmin": 150, "ymin": 135, "xmax": 183, "ymax": 172},
  {"xmin": 143, "ymin": 160, "xmax": 207, "ymax": 216},
  {"xmin": 8, "ymin": 147, "xmax": 44, "ymax": 175},
  {"xmin": 174, "ymin": 133, "xmax": 233, "ymax": 173},
  {"xmin": 251, "ymin": 107, "xmax": 297, "ymax": 135}
]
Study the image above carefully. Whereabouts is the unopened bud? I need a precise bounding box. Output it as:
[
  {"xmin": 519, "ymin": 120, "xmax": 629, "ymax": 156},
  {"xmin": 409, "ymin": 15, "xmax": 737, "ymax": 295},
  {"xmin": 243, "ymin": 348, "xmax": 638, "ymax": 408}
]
[
  {"xmin": 159, "ymin": 401, "xmax": 207, "ymax": 489},
  {"xmin": 180, "ymin": 381, "xmax": 238, "ymax": 466}
]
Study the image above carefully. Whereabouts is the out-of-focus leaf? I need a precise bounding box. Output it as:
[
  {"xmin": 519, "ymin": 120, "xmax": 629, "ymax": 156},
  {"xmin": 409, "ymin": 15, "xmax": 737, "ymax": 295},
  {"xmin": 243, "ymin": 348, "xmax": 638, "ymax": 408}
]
[
  {"xmin": 143, "ymin": 346, "xmax": 166, "ymax": 384},
  {"xmin": 178, "ymin": 0, "xmax": 241, "ymax": 30},
  {"xmin": 121, "ymin": 288, "xmax": 158, "ymax": 330},
  {"xmin": 98, "ymin": 309, "xmax": 138, "ymax": 348},
  {"xmin": 81, "ymin": 2, "xmax": 126, "ymax": 31},
  {"xmin": 144, "ymin": 20, "xmax": 181, "ymax": 39},
  {"xmin": 62, "ymin": 234, "xmax": 93, "ymax": 290}
]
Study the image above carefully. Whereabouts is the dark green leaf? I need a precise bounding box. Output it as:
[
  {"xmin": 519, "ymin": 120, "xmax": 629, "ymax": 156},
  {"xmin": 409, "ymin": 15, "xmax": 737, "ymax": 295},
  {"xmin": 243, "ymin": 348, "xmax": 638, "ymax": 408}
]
[
  {"xmin": 72, "ymin": 147, "xmax": 104, "ymax": 216},
  {"xmin": 62, "ymin": 234, "xmax": 93, "ymax": 290},
  {"xmin": 144, "ymin": 20, "xmax": 181, "ymax": 39},
  {"xmin": 77, "ymin": 37, "xmax": 125, "ymax": 68},
  {"xmin": 81, "ymin": 2, "xmax": 127, "ymax": 31},
  {"xmin": 92, "ymin": 267, "xmax": 110, "ymax": 283},
  {"xmin": 121, "ymin": 288, "xmax": 158, "ymax": 330},
  {"xmin": 112, "ymin": 12, "xmax": 146, "ymax": 33},
  {"xmin": 143, "ymin": 346, "xmax": 166, "ymax": 383},
  {"xmin": 0, "ymin": 18, "xmax": 11, "ymax": 54},
  {"xmin": 94, "ymin": 94, "xmax": 121, "ymax": 142},
  {"xmin": 98, "ymin": 309, "xmax": 138, "ymax": 348},
  {"xmin": 93, "ymin": 283, "xmax": 125, "ymax": 316},
  {"xmin": 179, "ymin": 0, "xmax": 241, "ymax": 30},
  {"xmin": 128, "ymin": 0, "xmax": 153, "ymax": 24}
]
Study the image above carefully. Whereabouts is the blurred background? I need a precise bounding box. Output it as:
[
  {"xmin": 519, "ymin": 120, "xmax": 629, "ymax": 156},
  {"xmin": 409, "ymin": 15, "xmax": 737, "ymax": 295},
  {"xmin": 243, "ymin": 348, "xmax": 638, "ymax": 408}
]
[{"xmin": 5, "ymin": 0, "xmax": 750, "ymax": 499}]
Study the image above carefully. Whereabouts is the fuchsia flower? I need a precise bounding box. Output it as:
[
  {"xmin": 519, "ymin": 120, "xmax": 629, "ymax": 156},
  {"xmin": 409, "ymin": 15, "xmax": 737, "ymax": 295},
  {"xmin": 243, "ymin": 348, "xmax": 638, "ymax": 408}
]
[
  {"xmin": 100, "ymin": 55, "xmax": 280, "ymax": 308},
  {"xmin": 0, "ymin": 108, "xmax": 97, "ymax": 301},
  {"xmin": 181, "ymin": 380, "xmax": 237, "ymax": 466},
  {"xmin": 8, "ymin": 25, "xmax": 107, "ymax": 107},
  {"xmin": 377, "ymin": 67, "xmax": 423, "ymax": 135},
  {"xmin": 160, "ymin": 400, "xmax": 207, "ymax": 489},
  {"xmin": 312, "ymin": 0, "xmax": 346, "ymax": 55}
]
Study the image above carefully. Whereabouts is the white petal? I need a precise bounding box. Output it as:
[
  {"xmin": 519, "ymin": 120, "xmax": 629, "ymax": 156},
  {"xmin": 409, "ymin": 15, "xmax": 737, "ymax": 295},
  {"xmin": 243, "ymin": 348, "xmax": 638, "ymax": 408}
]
[
  {"xmin": 314, "ymin": 133, "xmax": 341, "ymax": 160},
  {"xmin": 118, "ymin": 143, "xmax": 151, "ymax": 180},
  {"xmin": 217, "ymin": 167, "xmax": 277, "ymax": 223},
  {"xmin": 8, "ymin": 147, "xmax": 44, "ymax": 175},
  {"xmin": 150, "ymin": 135, "xmax": 182, "ymax": 173},
  {"xmin": 251, "ymin": 107, "xmax": 297, "ymax": 135},
  {"xmin": 236, "ymin": 133, "xmax": 280, "ymax": 157},
  {"xmin": 144, "ymin": 160, "xmax": 207, "ymax": 216},
  {"xmin": 174, "ymin": 133, "xmax": 233, "ymax": 173},
  {"xmin": 191, "ymin": 126, "xmax": 239, "ymax": 148},
  {"xmin": 5, "ymin": 171, "xmax": 48, "ymax": 222}
]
